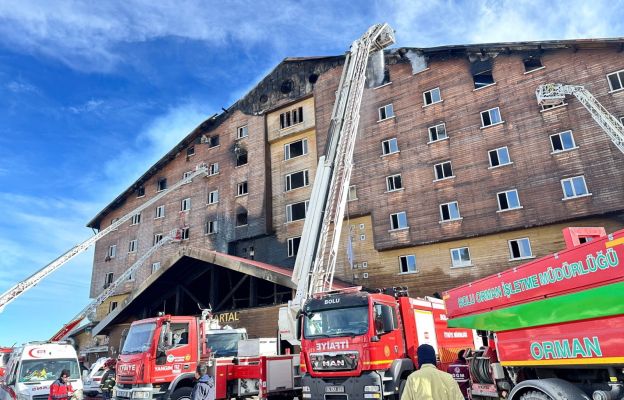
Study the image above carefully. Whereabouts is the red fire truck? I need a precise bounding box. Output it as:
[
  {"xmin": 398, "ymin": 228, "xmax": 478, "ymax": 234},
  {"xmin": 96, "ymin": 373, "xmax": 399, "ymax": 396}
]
[
  {"xmin": 114, "ymin": 312, "xmax": 300, "ymax": 400},
  {"xmin": 298, "ymin": 287, "xmax": 475, "ymax": 399},
  {"xmin": 444, "ymin": 227, "xmax": 624, "ymax": 400}
]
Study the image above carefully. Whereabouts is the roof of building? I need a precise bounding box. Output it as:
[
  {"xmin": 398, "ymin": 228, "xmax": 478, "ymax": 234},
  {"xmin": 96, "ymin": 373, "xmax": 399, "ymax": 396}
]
[{"xmin": 86, "ymin": 37, "xmax": 623, "ymax": 229}]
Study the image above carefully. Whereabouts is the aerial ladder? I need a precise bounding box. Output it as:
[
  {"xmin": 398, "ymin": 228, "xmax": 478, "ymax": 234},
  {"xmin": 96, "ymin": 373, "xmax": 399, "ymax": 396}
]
[
  {"xmin": 536, "ymin": 83, "xmax": 624, "ymax": 154},
  {"xmin": 278, "ymin": 23, "xmax": 395, "ymax": 346},
  {"xmin": 0, "ymin": 163, "xmax": 210, "ymax": 313},
  {"xmin": 50, "ymin": 228, "xmax": 182, "ymax": 341}
]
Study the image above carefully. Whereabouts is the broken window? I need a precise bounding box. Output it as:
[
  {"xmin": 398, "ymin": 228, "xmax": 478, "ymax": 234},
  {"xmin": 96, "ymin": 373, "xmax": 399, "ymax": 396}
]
[
  {"xmin": 286, "ymin": 200, "xmax": 308, "ymax": 222},
  {"xmin": 208, "ymin": 190, "xmax": 219, "ymax": 205},
  {"xmin": 423, "ymin": 88, "xmax": 442, "ymax": 106},
  {"xmin": 136, "ymin": 186, "xmax": 145, "ymax": 197},
  {"xmin": 488, "ymin": 147, "xmax": 511, "ymax": 168},
  {"xmin": 440, "ymin": 201, "xmax": 461, "ymax": 221},
  {"xmin": 153, "ymin": 233, "xmax": 163, "ymax": 245},
  {"xmin": 434, "ymin": 161, "xmax": 453, "ymax": 180},
  {"xmin": 550, "ymin": 130, "xmax": 576, "ymax": 152},
  {"xmin": 607, "ymin": 70, "xmax": 624, "ymax": 91},
  {"xmin": 104, "ymin": 272, "xmax": 114, "ymax": 289},
  {"xmin": 481, "ymin": 107, "xmax": 502, "ymax": 127},
  {"xmin": 128, "ymin": 239, "xmax": 137, "ymax": 253},
  {"xmin": 236, "ymin": 149, "xmax": 248, "ymax": 166},
  {"xmin": 237, "ymin": 125, "xmax": 248, "ymax": 139},
  {"xmin": 187, "ymin": 146, "xmax": 195, "ymax": 156},
  {"xmin": 428, "ymin": 123, "xmax": 447, "ymax": 142},
  {"xmin": 381, "ymin": 138, "xmax": 399, "ymax": 155},
  {"xmin": 390, "ymin": 211, "xmax": 408, "ymax": 230},
  {"xmin": 285, "ymin": 170, "xmax": 309, "ymax": 191},
  {"xmin": 208, "ymin": 135, "xmax": 219, "ymax": 148},
  {"xmin": 386, "ymin": 174, "xmax": 403, "ymax": 191},
  {"xmin": 470, "ymin": 58, "xmax": 495, "ymax": 89},
  {"xmin": 206, "ymin": 219, "xmax": 217, "ymax": 234},
  {"xmin": 523, "ymin": 56, "xmax": 543, "ymax": 73},
  {"xmin": 284, "ymin": 139, "xmax": 308, "ymax": 160},
  {"xmin": 509, "ymin": 238, "xmax": 532, "ymax": 260},
  {"xmin": 109, "ymin": 301, "xmax": 118, "ymax": 313},
  {"xmin": 378, "ymin": 104, "xmax": 394, "ymax": 121},
  {"xmin": 399, "ymin": 255, "xmax": 417, "ymax": 274},
  {"xmin": 287, "ymin": 236, "xmax": 301, "ymax": 258},
  {"xmin": 280, "ymin": 107, "xmax": 304, "ymax": 129},
  {"xmin": 236, "ymin": 212, "xmax": 248, "ymax": 226},
  {"xmin": 497, "ymin": 189, "xmax": 521, "ymax": 211},
  {"xmin": 157, "ymin": 178, "xmax": 167, "ymax": 191}
]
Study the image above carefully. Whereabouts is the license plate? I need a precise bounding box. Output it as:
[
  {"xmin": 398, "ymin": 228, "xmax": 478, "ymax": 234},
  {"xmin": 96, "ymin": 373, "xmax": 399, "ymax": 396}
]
[
  {"xmin": 471, "ymin": 383, "xmax": 498, "ymax": 397},
  {"xmin": 116, "ymin": 389, "xmax": 132, "ymax": 398},
  {"xmin": 326, "ymin": 386, "xmax": 345, "ymax": 393}
]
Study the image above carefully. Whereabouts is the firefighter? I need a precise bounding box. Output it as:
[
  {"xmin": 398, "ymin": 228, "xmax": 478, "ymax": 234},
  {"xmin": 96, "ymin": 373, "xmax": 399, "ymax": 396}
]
[
  {"xmin": 447, "ymin": 349, "xmax": 470, "ymax": 399},
  {"xmin": 191, "ymin": 363, "xmax": 215, "ymax": 400},
  {"xmin": 100, "ymin": 359, "xmax": 116, "ymax": 400},
  {"xmin": 401, "ymin": 344, "xmax": 464, "ymax": 400},
  {"xmin": 48, "ymin": 369, "xmax": 74, "ymax": 400}
]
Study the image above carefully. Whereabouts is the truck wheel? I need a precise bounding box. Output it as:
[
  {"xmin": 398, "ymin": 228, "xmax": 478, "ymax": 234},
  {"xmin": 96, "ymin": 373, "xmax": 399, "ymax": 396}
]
[
  {"xmin": 519, "ymin": 391, "xmax": 552, "ymax": 400},
  {"xmin": 171, "ymin": 387, "xmax": 193, "ymax": 400}
]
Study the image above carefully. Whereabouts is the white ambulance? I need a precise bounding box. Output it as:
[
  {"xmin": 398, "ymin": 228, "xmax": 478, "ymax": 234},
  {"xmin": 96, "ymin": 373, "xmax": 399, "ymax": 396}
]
[{"xmin": 0, "ymin": 341, "xmax": 83, "ymax": 400}]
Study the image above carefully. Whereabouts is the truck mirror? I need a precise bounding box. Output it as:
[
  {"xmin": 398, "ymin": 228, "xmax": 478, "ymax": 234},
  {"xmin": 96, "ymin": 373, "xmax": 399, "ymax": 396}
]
[
  {"xmin": 296, "ymin": 316, "xmax": 302, "ymax": 341},
  {"xmin": 382, "ymin": 307, "xmax": 394, "ymax": 333}
]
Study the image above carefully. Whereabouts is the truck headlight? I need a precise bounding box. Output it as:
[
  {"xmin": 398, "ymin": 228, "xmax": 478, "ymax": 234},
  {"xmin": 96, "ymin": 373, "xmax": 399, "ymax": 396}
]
[
  {"xmin": 364, "ymin": 386, "xmax": 380, "ymax": 392},
  {"xmin": 132, "ymin": 391, "xmax": 152, "ymax": 399}
]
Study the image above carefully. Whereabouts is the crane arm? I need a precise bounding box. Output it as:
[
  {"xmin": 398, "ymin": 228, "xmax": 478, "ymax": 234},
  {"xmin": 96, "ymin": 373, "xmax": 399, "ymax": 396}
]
[
  {"xmin": 50, "ymin": 228, "xmax": 181, "ymax": 341},
  {"xmin": 0, "ymin": 164, "xmax": 208, "ymax": 313},
  {"xmin": 536, "ymin": 83, "xmax": 624, "ymax": 154}
]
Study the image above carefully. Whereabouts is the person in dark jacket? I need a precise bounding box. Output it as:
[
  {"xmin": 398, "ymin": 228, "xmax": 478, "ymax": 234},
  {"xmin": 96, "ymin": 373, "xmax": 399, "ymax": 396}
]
[
  {"xmin": 100, "ymin": 359, "xmax": 116, "ymax": 400},
  {"xmin": 191, "ymin": 364, "xmax": 215, "ymax": 400},
  {"xmin": 48, "ymin": 369, "xmax": 74, "ymax": 400},
  {"xmin": 447, "ymin": 349, "xmax": 470, "ymax": 399}
]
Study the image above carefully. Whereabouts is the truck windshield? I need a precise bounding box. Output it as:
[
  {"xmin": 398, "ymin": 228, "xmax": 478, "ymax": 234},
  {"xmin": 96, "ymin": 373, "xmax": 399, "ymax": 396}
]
[
  {"xmin": 121, "ymin": 323, "xmax": 156, "ymax": 354},
  {"xmin": 19, "ymin": 359, "xmax": 80, "ymax": 382},
  {"xmin": 206, "ymin": 333, "xmax": 245, "ymax": 357},
  {"xmin": 304, "ymin": 306, "xmax": 369, "ymax": 338}
]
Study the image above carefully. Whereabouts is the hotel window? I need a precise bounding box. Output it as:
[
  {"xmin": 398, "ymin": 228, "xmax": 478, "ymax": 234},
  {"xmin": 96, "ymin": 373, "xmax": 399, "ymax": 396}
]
[
  {"xmin": 450, "ymin": 247, "xmax": 472, "ymax": 268},
  {"xmin": 208, "ymin": 190, "xmax": 219, "ymax": 205},
  {"xmin": 440, "ymin": 201, "xmax": 461, "ymax": 221},
  {"xmin": 206, "ymin": 220, "xmax": 218, "ymax": 234},
  {"xmin": 284, "ymin": 139, "xmax": 308, "ymax": 160},
  {"xmin": 378, "ymin": 104, "xmax": 394, "ymax": 121},
  {"xmin": 509, "ymin": 238, "xmax": 533, "ymax": 260},
  {"xmin": 104, "ymin": 272, "xmax": 114, "ymax": 289},
  {"xmin": 607, "ymin": 69, "xmax": 624, "ymax": 91},
  {"xmin": 183, "ymin": 171, "xmax": 193, "ymax": 181},
  {"xmin": 561, "ymin": 176, "xmax": 590, "ymax": 199},
  {"xmin": 488, "ymin": 147, "xmax": 511, "ymax": 167},
  {"xmin": 181, "ymin": 227, "xmax": 190, "ymax": 240},
  {"xmin": 181, "ymin": 197, "xmax": 191, "ymax": 212},
  {"xmin": 155, "ymin": 205, "xmax": 165, "ymax": 219},
  {"xmin": 434, "ymin": 161, "xmax": 453, "ymax": 180},
  {"xmin": 237, "ymin": 125, "xmax": 248, "ymax": 139},
  {"xmin": 428, "ymin": 123, "xmax": 447, "ymax": 142},
  {"xmin": 157, "ymin": 178, "xmax": 167, "ymax": 191},
  {"xmin": 347, "ymin": 185, "xmax": 358, "ymax": 201},
  {"xmin": 481, "ymin": 107, "xmax": 502, "ymax": 127},
  {"xmin": 237, "ymin": 182, "xmax": 248, "ymax": 196},
  {"xmin": 381, "ymin": 138, "xmax": 399, "ymax": 155},
  {"xmin": 390, "ymin": 211, "xmax": 408, "ymax": 230},
  {"xmin": 136, "ymin": 186, "xmax": 145, "ymax": 197},
  {"xmin": 523, "ymin": 56, "xmax": 543, "ymax": 73},
  {"xmin": 208, "ymin": 163, "xmax": 219, "ymax": 175},
  {"xmin": 107, "ymin": 245, "xmax": 116, "ymax": 259},
  {"xmin": 280, "ymin": 107, "xmax": 304, "ymax": 129},
  {"xmin": 399, "ymin": 255, "xmax": 417, "ymax": 274},
  {"xmin": 186, "ymin": 146, "xmax": 195, "ymax": 156},
  {"xmin": 128, "ymin": 239, "xmax": 137, "ymax": 253},
  {"xmin": 236, "ymin": 212, "xmax": 248, "ymax": 227},
  {"xmin": 208, "ymin": 135, "xmax": 219, "ymax": 148},
  {"xmin": 473, "ymin": 70, "xmax": 495, "ymax": 89},
  {"xmin": 497, "ymin": 189, "xmax": 521, "ymax": 211},
  {"xmin": 386, "ymin": 174, "xmax": 403, "ymax": 191},
  {"xmin": 131, "ymin": 213, "xmax": 141, "ymax": 225},
  {"xmin": 285, "ymin": 170, "xmax": 309, "ymax": 191},
  {"xmin": 153, "ymin": 233, "xmax": 163, "ymax": 246},
  {"xmin": 286, "ymin": 201, "xmax": 309, "ymax": 222},
  {"xmin": 151, "ymin": 262, "xmax": 161, "ymax": 274},
  {"xmin": 423, "ymin": 88, "xmax": 442, "ymax": 106}
]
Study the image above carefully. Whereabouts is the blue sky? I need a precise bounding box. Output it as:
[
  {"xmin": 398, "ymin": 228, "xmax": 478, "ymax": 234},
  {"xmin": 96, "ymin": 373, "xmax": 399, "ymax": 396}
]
[{"xmin": 0, "ymin": 0, "xmax": 622, "ymax": 345}]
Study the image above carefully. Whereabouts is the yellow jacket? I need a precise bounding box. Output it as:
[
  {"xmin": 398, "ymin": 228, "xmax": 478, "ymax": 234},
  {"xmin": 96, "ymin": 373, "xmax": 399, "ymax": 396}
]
[{"xmin": 400, "ymin": 364, "xmax": 465, "ymax": 400}]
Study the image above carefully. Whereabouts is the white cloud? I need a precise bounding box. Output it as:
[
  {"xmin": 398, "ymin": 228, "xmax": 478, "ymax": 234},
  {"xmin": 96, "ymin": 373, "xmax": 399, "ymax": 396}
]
[
  {"xmin": 67, "ymin": 99, "xmax": 104, "ymax": 114},
  {"xmin": 6, "ymin": 79, "xmax": 40, "ymax": 94}
]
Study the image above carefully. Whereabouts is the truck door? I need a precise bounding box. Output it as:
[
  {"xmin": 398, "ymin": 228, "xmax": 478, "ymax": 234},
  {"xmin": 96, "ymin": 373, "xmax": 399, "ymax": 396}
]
[
  {"xmin": 158, "ymin": 323, "xmax": 194, "ymax": 377},
  {"xmin": 373, "ymin": 303, "xmax": 404, "ymax": 359}
]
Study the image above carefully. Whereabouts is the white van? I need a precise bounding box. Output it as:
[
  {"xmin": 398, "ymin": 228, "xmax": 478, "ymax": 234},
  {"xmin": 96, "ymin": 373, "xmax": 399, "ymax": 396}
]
[
  {"xmin": 82, "ymin": 357, "xmax": 109, "ymax": 398},
  {"xmin": 0, "ymin": 341, "xmax": 83, "ymax": 400}
]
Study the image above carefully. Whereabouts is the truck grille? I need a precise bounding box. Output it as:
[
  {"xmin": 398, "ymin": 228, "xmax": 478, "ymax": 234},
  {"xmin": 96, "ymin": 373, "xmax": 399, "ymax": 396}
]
[
  {"xmin": 310, "ymin": 352, "xmax": 358, "ymax": 371},
  {"xmin": 33, "ymin": 395, "xmax": 48, "ymax": 400}
]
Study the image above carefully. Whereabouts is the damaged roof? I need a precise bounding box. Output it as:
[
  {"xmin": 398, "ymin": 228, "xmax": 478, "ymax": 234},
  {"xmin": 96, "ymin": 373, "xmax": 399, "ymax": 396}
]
[{"xmin": 87, "ymin": 37, "xmax": 623, "ymax": 229}]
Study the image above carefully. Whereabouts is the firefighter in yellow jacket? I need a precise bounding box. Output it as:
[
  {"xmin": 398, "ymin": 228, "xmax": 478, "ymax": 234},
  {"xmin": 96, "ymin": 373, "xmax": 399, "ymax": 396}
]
[{"xmin": 401, "ymin": 344, "xmax": 465, "ymax": 400}]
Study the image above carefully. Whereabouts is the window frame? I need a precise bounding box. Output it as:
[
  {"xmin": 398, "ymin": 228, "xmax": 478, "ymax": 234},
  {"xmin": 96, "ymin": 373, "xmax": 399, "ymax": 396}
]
[
  {"xmin": 130, "ymin": 213, "xmax": 141, "ymax": 225},
  {"xmin": 428, "ymin": 123, "xmax": 448, "ymax": 143},
  {"xmin": 497, "ymin": 189, "xmax": 522, "ymax": 211},
  {"xmin": 181, "ymin": 227, "xmax": 190, "ymax": 240},
  {"xmin": 508, "ymin": 238, "xmax": 533, "ymax": 261},
  {"xmin": 550, "ymin": 130, "xmax": 577, "ymax": 153},
  {"xmin": 398, "ymin": 255, "xmax": 417, "ymax": 274},
  {"xmin": 284, "ymin": 138, "xmax": 309, "ymax": 160},
  {"xmin": 422, "ymin": 87, "xmax": 442, "ymax": 106},
  {"xmin": 433, "ymin": 161, "xmax": 454, "ymax": 181},
  {"xmin": 237, "ymin": 181, "xmax": 249, "ymax": 197},
  {"xmin": 153, "ymin": 233, "xmax": 163, "ymax": 246},
  {"xmin": 285, "ymin": 170, "xmax": 310, "ymax": 192},
  {"xmin": 208, "ymin": 163, "xmax": 219, "ymax": 176},
  {"xmin": 287, "ymin": 236, "xmax": 301, "ymax": 258},
  {"xmin": 236, "ymin": 212, "xmax": 248, "ymax": 227},
  {"xmin": 186, "ymin": 146, "xmax": 195, "ymax": 157},
  {"xmin": 157, "ymin": 178, "xmax": 167, "ymax": 192},
  {"xmin": 488, "ymin": 146, "xmax": 512, "ymax": 168},
  {"xmin": 389, "ymin": 211, "xmax": 408, "ymax": 231},
  {"xmin": 107, "ymin": 245, "xmax": 116, "ymax": 259},
  {"xmin": 450, "ymin": 247, "xmax": 472, "ymax": 268},
  {"xmin": 607, "ymin": 69, "xmax": 624, "ymax": 92},
  {"xmin": 208, "ymin": 190, "xmax": 219, "ymax": 205},
  {"xmin": 280, "ymin": 107, "xmax": 304, "ymax": 129},
  {"xmin": 378, "ymin": 103, "xmax": 395, "ymax": 121},
  {"xmin": 480, "ymin": 107, "xmax": 503, "ymax": 128},
  {"xmin": 561, "ymin": 176, "xmax": 591, "ymax": 200},
  {"xmin": 386, "ymin": 174, "xmax": 403, "ymax": 192},
  {"xmin": 181, "ymin": 197, "xmax": 191, "ymax": 212},
  {"xmin": 155, "ymin": 205, "xmax": 165, "ymax": 219},
  {"xmin": 381, "ymin": 138, "xmax": 399, "ymax": 156},
  {"xmin": 136, "ymin": 186, "xmax": 145, "ymax": 198},
  {"xmin": 523, "ymin": 57, "xmax": 544, "ymax": 73},
  {"xmin": 237, "ymin": 125, "xmax": 248, "ymax": 139},
  {"xmin": 286, "ymin": 200, "xmax": 309, "ymax": 223},
  {"xmin": 128, "ymin": 239, "xmax": 138, "ymax": 253},
  {"xmin": 206, "ymin": 219, "xmax": 218, "ymax": 235},
  {"xmin": 439, "ymin": 201, "xmax": 461, "ymax": 222},
  {"xmin": 347, "ymin": 185, "xmax": 358, "ymax": 201},
  {"xmin": 473, "ymin": 70, "xmax": 495, "ymax": 90},
  {"xmin": 152, "ymin": 262, "xmax": 161, "ymax": 274}
]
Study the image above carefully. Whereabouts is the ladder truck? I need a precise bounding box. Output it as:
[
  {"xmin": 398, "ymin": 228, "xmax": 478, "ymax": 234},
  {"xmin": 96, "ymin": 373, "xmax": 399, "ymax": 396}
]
[
  {"xmin": 0, "ymin": 163, "xmax": 209, "ymax": 313},
  {"xmin": 277, "ymin": 24, "xmax": 475, "ymax": 400},
  {"xmin": 536, "ymin": 83, "xmax": 624, "ymax": 154}
]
